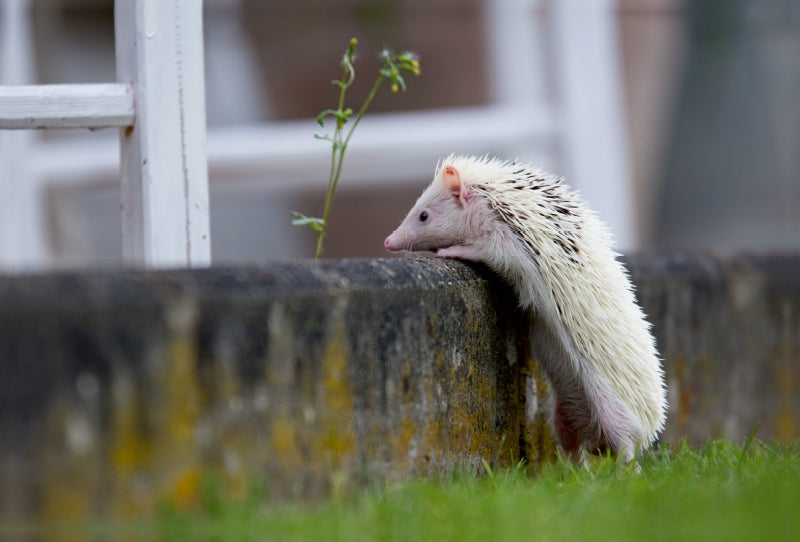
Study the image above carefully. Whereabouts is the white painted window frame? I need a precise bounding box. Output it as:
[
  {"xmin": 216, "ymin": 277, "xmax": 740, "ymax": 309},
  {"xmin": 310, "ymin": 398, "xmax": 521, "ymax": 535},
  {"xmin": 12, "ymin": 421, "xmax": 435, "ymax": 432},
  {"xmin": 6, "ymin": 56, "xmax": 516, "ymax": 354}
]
[
  {"xmin": 0, "ymin": 0, "xmax": 211, "ymax": 270},
  {"xmin": 0, "ymin": 0, "xmax": 633, "ymax": 270}
]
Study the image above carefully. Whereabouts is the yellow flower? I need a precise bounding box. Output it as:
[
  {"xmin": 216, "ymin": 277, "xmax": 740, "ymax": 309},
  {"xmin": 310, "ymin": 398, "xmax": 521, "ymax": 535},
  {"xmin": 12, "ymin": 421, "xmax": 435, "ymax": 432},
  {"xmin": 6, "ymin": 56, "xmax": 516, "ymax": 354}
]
[
  {"xmin": 391, "ymin": 84, "xmax": 399, "ymax": 93},
  {"xmin": 350, "ymin": 37, "xmax": 358, "ymax": 46}
]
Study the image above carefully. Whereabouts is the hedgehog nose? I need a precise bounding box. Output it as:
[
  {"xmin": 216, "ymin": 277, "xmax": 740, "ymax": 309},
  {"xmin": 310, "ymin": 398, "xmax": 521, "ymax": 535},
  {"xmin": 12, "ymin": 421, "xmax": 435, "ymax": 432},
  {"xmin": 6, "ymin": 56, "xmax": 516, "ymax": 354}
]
[{"xmin": 384, "ymin": 234, "xmax": 400, "ymax": 252}]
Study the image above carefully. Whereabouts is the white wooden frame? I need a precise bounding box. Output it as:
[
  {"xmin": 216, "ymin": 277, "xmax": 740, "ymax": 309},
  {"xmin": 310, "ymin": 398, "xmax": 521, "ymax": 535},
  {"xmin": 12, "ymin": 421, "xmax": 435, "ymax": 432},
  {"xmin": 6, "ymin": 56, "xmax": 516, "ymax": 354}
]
[
  {"xmin": 0, "ymin": 0, "xmax": 211, "ymax": 270},
  {"xmin": 0, "ymin": 83, "xmax": 134, "ymax": 129},
  {"xmin": 553, "ymin": 0, "xmax": 635, "ymax": 248},
  {"xmin": 1, "ymin": 0, "xmax": 634, "ymax": 269},
  {"xmin": 115, "ymin": 0, "xmax": 210, "ymax": 268}
]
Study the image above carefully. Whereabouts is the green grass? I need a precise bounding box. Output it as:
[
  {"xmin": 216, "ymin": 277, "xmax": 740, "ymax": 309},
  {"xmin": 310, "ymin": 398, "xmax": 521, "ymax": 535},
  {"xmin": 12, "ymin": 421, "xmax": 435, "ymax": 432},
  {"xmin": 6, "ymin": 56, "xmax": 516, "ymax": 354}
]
[
  {"xmin": 144, "ymin": 439, "xmax": 800, "ymax": 542},
  {"xmin": 22, "ymin": 439, "xmax": 799, "ymax": 542}
]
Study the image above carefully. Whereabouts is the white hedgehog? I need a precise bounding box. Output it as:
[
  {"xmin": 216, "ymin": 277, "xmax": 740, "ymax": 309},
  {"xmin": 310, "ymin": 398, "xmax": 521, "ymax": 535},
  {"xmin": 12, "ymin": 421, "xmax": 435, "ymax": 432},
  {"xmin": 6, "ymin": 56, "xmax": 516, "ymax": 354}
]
[{"xmin": 384, "ymin": 155, "xmax": 666, "ymax": 461}]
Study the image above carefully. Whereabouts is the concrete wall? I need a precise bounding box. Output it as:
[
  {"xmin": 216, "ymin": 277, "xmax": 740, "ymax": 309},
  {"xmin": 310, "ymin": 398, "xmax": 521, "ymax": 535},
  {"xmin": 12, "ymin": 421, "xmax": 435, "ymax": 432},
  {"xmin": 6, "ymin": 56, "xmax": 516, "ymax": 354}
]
[
  {"xmin": 627, "ymin": 253, "xmax": 799, "ymax": 444},
  {"xmin": 1, "ymin": 254, "xmax": 798, "ymax": 524}
]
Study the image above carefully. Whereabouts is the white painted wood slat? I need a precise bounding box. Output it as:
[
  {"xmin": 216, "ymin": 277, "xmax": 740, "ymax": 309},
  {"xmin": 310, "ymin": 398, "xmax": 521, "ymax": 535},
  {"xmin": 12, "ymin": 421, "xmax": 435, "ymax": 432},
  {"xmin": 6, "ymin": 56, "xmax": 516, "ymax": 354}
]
[
  {"xmin": 26, "ymin": 104, "xmax": 555, "ymax": 189},
  {"xmin": 0, "ymin": 83, "xmax": 134, "ymax": 129},
  {"xmin": 553, "ymin": 0, "xmax": 636, "ymax": 250},
  {"xmin": 114, "ymin": 0, "xmax": 211, "ymax": 268},
  {"xmin": 1, "ymin": 0, "xmax": 44, "ymax": 271}
]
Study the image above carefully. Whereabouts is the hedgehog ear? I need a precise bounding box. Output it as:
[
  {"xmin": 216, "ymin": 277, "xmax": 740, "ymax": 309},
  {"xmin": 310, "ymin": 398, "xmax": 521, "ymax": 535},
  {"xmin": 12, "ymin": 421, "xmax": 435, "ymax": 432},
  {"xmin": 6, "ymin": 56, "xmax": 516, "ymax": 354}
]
[{"xmin": 442, "ymin": 165, "xmax": 472, "ymax": 206}]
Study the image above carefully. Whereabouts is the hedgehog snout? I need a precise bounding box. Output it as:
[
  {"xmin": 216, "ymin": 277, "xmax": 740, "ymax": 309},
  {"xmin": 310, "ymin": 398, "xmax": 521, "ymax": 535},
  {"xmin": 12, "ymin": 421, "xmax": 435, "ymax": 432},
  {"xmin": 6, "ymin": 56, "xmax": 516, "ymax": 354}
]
[{"xmin": 384, "ymin": 231, "xmax": 405, "ymax": 252}]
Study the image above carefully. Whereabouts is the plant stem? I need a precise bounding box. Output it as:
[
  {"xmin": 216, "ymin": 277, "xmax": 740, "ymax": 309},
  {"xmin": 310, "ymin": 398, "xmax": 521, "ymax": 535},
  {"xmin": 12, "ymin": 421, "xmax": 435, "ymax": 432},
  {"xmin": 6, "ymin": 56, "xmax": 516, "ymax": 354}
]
[
  {"xmin": 314, "ymin": 64, "xmax": 352, "ymax": 259},
  {"xmin": 314, "ymin": 73, "xmax": 385, "ymax": 259},
  {"xmin": 343, "ymin": 74, "xmax": 385, "ymax": 151}
]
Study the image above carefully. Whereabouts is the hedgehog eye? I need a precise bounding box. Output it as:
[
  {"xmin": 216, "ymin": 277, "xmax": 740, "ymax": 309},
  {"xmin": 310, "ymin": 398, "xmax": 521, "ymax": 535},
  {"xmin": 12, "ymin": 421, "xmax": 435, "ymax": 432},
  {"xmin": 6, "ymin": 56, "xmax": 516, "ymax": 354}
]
[{"xmin": 419, "ymin": 211, "xmax": 429, "ymax": 222}]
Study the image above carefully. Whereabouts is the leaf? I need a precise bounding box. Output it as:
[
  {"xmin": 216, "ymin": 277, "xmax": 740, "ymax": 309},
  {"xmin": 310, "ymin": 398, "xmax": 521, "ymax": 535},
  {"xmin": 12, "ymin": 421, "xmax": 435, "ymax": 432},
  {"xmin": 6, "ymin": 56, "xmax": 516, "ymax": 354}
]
[
  {"xmin": 313, "ymin": 133, "xmax": 333, "ymax": 142},
  {"xmin": 481, "ymin": 458, "xmax": 495, "ymax": 479},
  {"xmin": 291, "ymin": 212, "xmax": 326, "ymax": 233},
  {"xmin": 739, "ymin": 423, "xmax": 761, "ymax": 464},
  {"xmin": 316, "ymin": 109, "xmax": 339, "ymax": 127}
]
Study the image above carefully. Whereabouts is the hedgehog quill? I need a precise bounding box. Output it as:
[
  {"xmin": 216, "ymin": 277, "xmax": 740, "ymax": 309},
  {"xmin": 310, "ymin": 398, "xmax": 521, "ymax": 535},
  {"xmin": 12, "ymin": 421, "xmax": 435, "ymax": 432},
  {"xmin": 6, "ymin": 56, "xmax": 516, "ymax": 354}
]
[{"xmin": 384, "ymin": 155, "xmax": 666, "ymax": 462}]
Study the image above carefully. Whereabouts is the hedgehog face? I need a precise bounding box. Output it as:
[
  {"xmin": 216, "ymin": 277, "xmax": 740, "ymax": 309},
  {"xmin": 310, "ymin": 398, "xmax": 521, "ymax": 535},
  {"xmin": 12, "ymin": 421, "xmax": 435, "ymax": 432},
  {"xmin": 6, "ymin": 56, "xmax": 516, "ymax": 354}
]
[
  {"xmin": 384, "ymin": 177, "xmax": 467, "ymax": 253},
  {"xmin": 384, "ymin": 163, "xmax": 497, "ymax": 257}
]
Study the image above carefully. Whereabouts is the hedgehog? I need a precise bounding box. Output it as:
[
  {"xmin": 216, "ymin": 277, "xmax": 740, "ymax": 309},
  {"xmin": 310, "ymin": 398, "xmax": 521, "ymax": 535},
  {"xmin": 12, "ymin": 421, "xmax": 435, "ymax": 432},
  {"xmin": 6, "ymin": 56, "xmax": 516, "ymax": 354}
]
[{"xmin": 384, "ymin": 154, "xmax": 666, "ymax": 461}]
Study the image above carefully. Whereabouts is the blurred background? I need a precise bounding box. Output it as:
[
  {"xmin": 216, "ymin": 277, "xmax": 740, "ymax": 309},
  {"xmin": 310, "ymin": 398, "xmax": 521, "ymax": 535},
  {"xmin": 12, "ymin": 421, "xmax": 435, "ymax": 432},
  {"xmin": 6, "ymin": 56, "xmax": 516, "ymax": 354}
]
[{"xmin": 0, "ymin": 0, "xmax": 798, "ymax": 271}]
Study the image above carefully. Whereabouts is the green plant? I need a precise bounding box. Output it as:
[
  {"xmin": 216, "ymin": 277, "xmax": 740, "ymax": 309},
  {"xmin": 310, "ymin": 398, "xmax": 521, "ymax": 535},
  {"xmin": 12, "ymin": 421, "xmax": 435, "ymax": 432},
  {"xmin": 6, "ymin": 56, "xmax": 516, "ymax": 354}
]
[
  {"xmin": 21, "ymin": 439, "xmax": 800, "ymax": 541},
  {"xmin": 149, "ymin": 439, "xmax": 799, "ymax": 541},
  {"xmin": 291, "ymin": 38, "xmax": 421, "ymax": 259}
]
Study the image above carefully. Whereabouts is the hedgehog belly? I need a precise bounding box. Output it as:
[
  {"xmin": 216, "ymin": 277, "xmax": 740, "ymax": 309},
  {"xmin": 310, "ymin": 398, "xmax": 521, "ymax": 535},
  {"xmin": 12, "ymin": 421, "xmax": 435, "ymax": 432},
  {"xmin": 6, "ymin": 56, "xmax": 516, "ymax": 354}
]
[
  {"xmin": 543, "ymin": 345, "xmax": 642, "ymax": 459},
  {"xmin": 525, "ymin": 294, "xmax": 644, "ymax": 460}
]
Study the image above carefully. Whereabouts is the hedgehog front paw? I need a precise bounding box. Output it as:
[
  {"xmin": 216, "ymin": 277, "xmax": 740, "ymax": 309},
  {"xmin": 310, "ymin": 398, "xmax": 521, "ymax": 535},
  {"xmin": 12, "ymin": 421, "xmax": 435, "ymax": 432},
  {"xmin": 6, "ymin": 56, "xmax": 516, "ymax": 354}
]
[{"xmin": 436, "ymin": 245, "xmax": 478, "ymax": 260}]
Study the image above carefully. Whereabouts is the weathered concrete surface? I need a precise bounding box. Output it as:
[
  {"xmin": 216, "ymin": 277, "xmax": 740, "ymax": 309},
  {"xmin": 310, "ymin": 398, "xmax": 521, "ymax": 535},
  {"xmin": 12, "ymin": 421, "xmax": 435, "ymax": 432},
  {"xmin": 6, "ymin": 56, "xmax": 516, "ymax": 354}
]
[
  {"xmin": 624, "ymin": 253, "xmax": 800, "ymax": 445},
  {"xmin": 1, "ymin": 253, "xmax": 798, "ymax": 525},
  {"xmin": 0, "ymin": 258, "xmax": 550, "ymax": 525}
]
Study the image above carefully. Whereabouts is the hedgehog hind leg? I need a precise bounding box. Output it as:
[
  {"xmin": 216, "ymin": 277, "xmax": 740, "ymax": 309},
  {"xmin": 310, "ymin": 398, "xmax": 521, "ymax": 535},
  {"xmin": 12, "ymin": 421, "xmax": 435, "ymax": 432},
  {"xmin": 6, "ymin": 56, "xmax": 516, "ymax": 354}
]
[
  {"xmin": 554, "ymin": 400, "xmax": 582, "ymax": 460},
  {"xmin": 586, "ymin": 380, "xmax": 642, "ymax": 463},
  {"xmin": 553, "ymin": 380, "xmax": 640, "ymax": 463}
]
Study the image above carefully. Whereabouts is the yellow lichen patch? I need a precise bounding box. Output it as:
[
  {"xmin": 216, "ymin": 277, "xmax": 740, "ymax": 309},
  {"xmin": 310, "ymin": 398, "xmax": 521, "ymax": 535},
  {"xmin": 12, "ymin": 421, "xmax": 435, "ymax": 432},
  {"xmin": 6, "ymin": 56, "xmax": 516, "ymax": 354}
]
[
  {"xmin": 169, "ymin": 466, "xmax": 204, "ymax": 511},
  {"xmin": 314, "ymin": 320, "xmax": 355, "ymax": 471},
  {"xmin": 319, "ymin": 422, "xmax": 353, "ymax": 463},
  {"xmin": 105, "ymin": 302, "xmax": 206, "ymax": 519},
  {"xmin": 420, "ymin": 415, "xmax": 445, "ymax": 472},
  {"xmin": 323, "ymin": 335, "xmax": 352, "ymax": 415},
  {"xmin": 435, "ymin": 349, "xmax": 446, "ymax": 370},
  {"xmin": 444, "ymin": 342, "xmax": 501, "ymax": 461},
  {"xmin": 152, "ymin": 332, "xmax": 207, "ymax": 511},
  {"xmin": 110, "ymin": 330, "xmax": 206, "ymax": 519},
  {"xmin": 110, "ymin": 380, "xmax": 150, "ymax": 472},
  {"xmin": 108, "ymin": 376, "xmax": 153, "ymax": 519},
  {"xmin": 271, "ymin": 418, "xmax": 303, "ymax": 474},
  {"xmin": 165, "ymin": 337, "xmax": 202, "ymax": 443}
]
